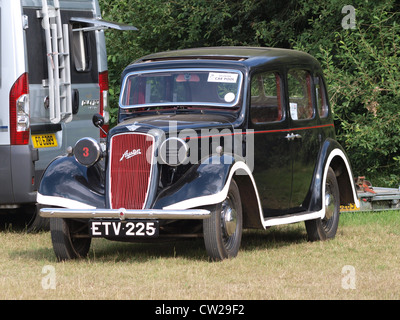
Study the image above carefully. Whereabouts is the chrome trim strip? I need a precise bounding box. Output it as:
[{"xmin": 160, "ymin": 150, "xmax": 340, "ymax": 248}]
[{"xmin": 40, "ymin": 208, "xmax": 210, "ymax": 220}]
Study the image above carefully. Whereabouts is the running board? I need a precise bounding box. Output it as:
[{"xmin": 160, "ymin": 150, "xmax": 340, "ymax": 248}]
[{"xmin": 263, "ymin": 210, "xmax": 324, "ymax": 227}]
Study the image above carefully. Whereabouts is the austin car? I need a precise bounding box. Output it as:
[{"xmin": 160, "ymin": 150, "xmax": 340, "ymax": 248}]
[{"xmin": 37, "ymin": 47, "xmax": 359, "ymax": 261}]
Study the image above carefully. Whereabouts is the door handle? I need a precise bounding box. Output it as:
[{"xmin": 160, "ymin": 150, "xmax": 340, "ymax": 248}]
[
  {"xmin": 285, "ymin": 133, "xmax": 302, "ymax": 141},
  {"xmin": 72, "ymin": 89, "xmax": 80, "ymax": 115}
]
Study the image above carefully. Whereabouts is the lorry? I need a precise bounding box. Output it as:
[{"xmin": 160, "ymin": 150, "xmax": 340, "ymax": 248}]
[{"xmin": 0, "ymin": 0, "xmax": 135, "ymax": 230}]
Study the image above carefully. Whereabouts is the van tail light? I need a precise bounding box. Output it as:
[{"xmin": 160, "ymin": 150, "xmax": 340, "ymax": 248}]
[
  {"xmin": 10, "ymin": 73, "xmax": 30, "ymax": 145},
  {"xmin": 99, "ymin": 71, "xmax": 109, "ymax": 138}
]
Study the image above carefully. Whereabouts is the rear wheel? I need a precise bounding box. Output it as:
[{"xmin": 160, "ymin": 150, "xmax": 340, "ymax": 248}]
[
  {"xmin": 305, "ymin": 167, "xmax": 340, "ymax": 241},
  {"xmin": 203, "ymin": 179, "xmax": 243, "ymax": 261},
  {"xmin": 50, "ymin": 218, "xmax": 91, "ymax": 261}
]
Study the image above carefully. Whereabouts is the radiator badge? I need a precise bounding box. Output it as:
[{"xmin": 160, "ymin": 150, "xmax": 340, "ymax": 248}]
[{"xmin": 120, "ymin": 149, "xmax": 142, "ymax": 161}]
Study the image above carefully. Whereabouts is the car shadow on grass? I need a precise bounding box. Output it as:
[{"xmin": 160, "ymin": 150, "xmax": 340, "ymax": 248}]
[
  {"xmin": 87, "ymin": 225, "xmax": 308, "ymax": 262},
  {"xmin": 7, "ymin": 223, "xmax": 308, "ymax": 263},
  {"xmin": 241, "ymin": 225, "xmax": 308, "ymax": 251},
  {"xmin": 0, "ymin": 208, "xmax": 34, "ymax": 232}
]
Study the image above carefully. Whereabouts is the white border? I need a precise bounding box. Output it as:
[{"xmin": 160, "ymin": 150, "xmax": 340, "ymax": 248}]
[
  {"xmin": 164, "ymin": 161, "xmax": 262, "ymax": 209},
  {"xmin": 164, "ymin": 148, "xmax": 360, "ymax": 228},
  {"xmin": 324, "ymin": 148, "xmax": 360, "ymax": 209},
  {"xmin": 37, "ymin": 148, "xmax": 359, "ymax": 229},
  {"xmin": 37, "ymin": 193, "xmax": 96, "ymax": 209}
]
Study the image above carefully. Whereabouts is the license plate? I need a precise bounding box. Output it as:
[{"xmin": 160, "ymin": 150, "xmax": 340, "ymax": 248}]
[
  {"xmin": 90, "ymin": 220, "xmax": 159, "ymax": 238},
  {"xmin": 32, "ymin": 133, "xmax": 58, "ymax": 148}
]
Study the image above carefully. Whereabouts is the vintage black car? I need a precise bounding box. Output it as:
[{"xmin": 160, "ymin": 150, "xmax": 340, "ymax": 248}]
[{"xmin": 38, "ymin": 47, "xmax": 359, "ymax": 261}]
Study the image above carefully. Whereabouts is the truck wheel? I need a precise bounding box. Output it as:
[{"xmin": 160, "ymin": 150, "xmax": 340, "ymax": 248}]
[
  {"xmin": 26, "ymin": 204, "xmax": 50, "ymax": 233},
  {"xmin": 50, "ymin": 218, "xmax": 91, "ymax": 261},
  {"xmin": 203, "ymin": 179, "xmax": 243, "ymax": 261},
  {"xmin": 305, "ymin": 167, "xmax": 340, "ymax": 241}
]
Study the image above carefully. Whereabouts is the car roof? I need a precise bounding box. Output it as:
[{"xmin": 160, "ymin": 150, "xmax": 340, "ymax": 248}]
[{"xmin": 131, "ymin": 46, "xmax": 321, "ymax": 70}]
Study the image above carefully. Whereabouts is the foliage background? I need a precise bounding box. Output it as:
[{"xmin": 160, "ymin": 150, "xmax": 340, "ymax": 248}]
[{"xmin": 99, "ymin": 0, "xmax": 400, "ymax": 185}]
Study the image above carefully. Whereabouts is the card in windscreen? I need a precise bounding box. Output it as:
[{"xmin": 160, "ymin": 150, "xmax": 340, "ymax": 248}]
[{"xmin": 207, "ymin": 72, "xmax": 239, "ymax": 83}]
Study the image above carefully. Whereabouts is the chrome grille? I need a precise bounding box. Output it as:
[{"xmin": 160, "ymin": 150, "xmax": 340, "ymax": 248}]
[{"xmin": 109, "ymin": 133, "xmax": 154, "ymax": 209}]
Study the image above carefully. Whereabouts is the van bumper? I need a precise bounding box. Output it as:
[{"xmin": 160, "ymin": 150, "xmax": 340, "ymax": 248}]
[{"xmin": 0, "ymin": 145, "xmax": 38, "ymax": 205}]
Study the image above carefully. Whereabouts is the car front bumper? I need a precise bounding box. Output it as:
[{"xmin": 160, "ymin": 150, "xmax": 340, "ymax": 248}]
[{"xmin": 39, "ymin": 207, "xmax": 211, "ymax": 220}]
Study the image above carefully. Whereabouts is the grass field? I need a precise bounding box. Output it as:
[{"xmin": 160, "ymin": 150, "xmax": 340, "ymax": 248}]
[{"xmin": 0, "ymin": 210, "xmax": 399, "ymax": 300}]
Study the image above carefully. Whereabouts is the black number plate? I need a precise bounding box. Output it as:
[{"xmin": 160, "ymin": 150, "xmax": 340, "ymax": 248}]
[{"xmin": 89, "ymin": 220, "xmax": 159, "ymax": 238}]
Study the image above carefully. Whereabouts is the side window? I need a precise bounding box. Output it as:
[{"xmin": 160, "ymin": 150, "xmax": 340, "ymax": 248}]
[
  {"xmin": 315, "ymin": 75, "xmax": 329, "ymax": 118},
  {"xmin": 72, "ymin": 24, "xmax": 91, "ymax": 72},
  {"xmin": 250, "ymin": 72, "xmax": 283, "ymax": 123},
  {"xmin": 287, "ymin": 69, "xmax": 313, "ymax": 120}
]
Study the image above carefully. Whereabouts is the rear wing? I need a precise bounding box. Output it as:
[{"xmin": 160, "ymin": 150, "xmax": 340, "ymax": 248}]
[{"xmin": 39, "ymin": 0, "xmax": 137, "ymax": 124}]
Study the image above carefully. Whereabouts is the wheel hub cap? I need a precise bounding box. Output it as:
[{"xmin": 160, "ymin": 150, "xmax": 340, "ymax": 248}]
[
  {"xmin": 221, "ymin": 200, "xmax": 237, "ymax": 237},
  {"xmin": 325, "ymin": 193, "xmax": 335, "ymax": 220}
]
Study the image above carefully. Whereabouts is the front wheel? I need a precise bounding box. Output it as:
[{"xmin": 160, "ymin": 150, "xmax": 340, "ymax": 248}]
[
  {"xmin": 203, "ymin": 179, "xmax": 243, "ymax": 261},
  {"xmin": 305, "ymin": 167, "xmax": 340, "ymax": 241},
  {"xmin": 50, "ymin": 218, "xmax": 91, "ymax": 261}
]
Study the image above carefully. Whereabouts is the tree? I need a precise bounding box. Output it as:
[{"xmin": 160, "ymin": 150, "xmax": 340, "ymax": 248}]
[
  {"xmin": 292, "ymin": 1, "xmax": 400, "ymax": 183},
  {"xmin": 99, "ymin": 0, "xmax": 400, "ymax": 184}
]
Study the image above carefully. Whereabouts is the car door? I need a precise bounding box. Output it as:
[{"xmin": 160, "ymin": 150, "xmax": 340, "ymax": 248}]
[
  {"xmin": 287, "ymin": 69, "xmax": 321, "ymax": 212},
  {"xmin": 249, "ymin": 70, "xmax": 292, "ymax": 216}
]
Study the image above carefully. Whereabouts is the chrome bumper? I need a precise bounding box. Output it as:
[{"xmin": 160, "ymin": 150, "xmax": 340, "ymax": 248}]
[{"xmin": 39, "ymin": 207, "xmax": 211, "ymax": 220}]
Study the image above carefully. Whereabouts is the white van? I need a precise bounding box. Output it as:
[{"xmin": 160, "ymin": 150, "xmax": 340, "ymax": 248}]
[{"xmin": 0, "ymin": 0, "xmax": 135, "ymax": 228}]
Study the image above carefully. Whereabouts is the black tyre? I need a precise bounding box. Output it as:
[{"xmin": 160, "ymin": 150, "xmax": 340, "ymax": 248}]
[
  {"xmin": 26, "ymin": 205, "xmax": 50, "ymax": 233},
  {"xmin": 50, "ymin": 218, "xmax": 91, "ymax": 261},
  {"xmin": 305, "ymin": 167, "xmax": 340, "ymax": 241},
  {"xmin": 203, "ymin": 179, "xmax": 243, "ymax": 261}
]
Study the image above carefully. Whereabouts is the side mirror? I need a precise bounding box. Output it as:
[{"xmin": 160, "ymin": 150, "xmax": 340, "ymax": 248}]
[
  {"xmin": 92, "ymin": 113, "xmax": 108, "ymax": 137},
  {"xmin": 92, "ymin": 113, "xmax": 105, "ymax": 128}
]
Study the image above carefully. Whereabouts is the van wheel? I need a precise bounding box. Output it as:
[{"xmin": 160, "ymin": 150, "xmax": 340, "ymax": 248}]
[
  {"xmin": 50, "ymin": 218, "xmax": 91, "ymax": 261},
  {"xmin": 305, "ymin": 167, "xmax": 340, "ymax": 241},
  {"xmin": 26, "ymin": 205, "xmax": 50, "ymax": 233},
  {"xmin": 203, "ymin": 179, "xmax": 243, "ymax": 261}
]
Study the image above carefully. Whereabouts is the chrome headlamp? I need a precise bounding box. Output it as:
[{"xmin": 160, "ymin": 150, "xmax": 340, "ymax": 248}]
[{"xmin": 159, "ymin": 137, "xmax": 189, "ymax": 166}]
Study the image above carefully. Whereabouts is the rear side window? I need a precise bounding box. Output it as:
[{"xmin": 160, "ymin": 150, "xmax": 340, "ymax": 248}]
[
  {"xmin": 250, "ymin": 72, "xmax": 283, "ymax": 123},
  {"xmin": 287, "ymin": 69, "xmax": 313, "ymax": 120},
  {"xmin": 23, "ymin": 8, "xmax": 98, "ymax": 84},
  {"xmin": 72, "ymin": 23, "xmax": 91, "ymax": 72},
  {"xmin": 314, "ymin": 75, "xmax": 329, "ymax": 118}
]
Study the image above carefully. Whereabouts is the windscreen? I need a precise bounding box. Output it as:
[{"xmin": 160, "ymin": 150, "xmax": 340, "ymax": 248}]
[{"xmin": 120, "ymin": 69, "xmax": 243, "ymax": 109}]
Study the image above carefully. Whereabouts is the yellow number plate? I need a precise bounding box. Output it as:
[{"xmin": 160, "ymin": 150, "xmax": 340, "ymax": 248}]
[{"xmin": 32, "ymin": 133, "xmax": 58, "ymax": 148}]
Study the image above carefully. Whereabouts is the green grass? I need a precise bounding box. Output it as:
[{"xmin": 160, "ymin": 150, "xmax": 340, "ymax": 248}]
[{"xmin": 0, "ymin": 210, "xmax": 399, "ymax": 299}]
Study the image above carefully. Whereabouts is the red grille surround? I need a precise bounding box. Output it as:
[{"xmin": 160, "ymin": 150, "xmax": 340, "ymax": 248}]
[{"xmin": 109, "ymin": 133, "xmax": 154, "ymax": 209}]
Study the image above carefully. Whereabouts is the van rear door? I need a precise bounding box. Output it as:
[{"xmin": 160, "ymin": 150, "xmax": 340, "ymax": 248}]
[
  {"xmin": 23, "ymin": 3, "xmax": 136, "ymax": 188},
  {"xmin": 23, "ymin": 7, "xmax": 100, "ymax": 181}
]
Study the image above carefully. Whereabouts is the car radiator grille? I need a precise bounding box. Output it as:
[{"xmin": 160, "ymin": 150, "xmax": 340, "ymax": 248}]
[{"xmin": 109, "ymin": 132, "xmax": 154, "ymax": 209}]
